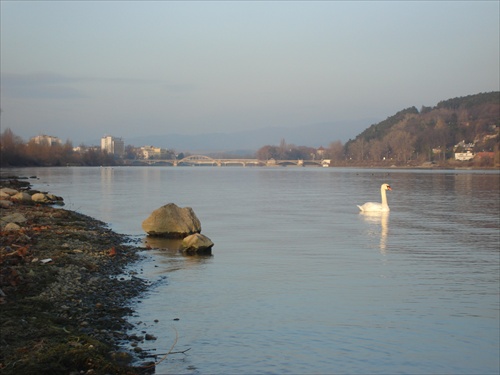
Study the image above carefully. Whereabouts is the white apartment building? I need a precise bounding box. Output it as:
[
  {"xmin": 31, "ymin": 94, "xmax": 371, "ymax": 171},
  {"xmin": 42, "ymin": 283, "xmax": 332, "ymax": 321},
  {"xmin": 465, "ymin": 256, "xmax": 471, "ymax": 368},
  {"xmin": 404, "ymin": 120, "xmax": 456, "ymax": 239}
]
[
  {"xmin": 31, "ymin": 134, "xmax": 62, "ymax": 146},
  {"xmin": 101, "ymin": 135, "xmax": 125, "ymax": 157}
]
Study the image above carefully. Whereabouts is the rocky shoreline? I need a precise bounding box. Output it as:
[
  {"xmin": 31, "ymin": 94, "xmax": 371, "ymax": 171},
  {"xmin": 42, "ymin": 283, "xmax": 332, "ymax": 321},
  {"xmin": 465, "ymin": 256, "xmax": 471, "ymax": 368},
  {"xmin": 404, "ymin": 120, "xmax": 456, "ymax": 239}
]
[{"xmin": 0, "ymin": 178, "xmax": 157, "ymax": 374}]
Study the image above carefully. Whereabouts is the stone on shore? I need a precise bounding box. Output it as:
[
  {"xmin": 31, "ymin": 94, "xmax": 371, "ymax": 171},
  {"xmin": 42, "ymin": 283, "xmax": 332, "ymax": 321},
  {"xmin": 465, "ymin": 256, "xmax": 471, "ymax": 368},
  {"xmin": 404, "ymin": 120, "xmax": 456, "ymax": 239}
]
[
  {"xmin": 0, "ymin": 200, "xmax": 13, "ymax": 208},
  {"xmin": 0, "ymin": 187, "xmax": 18, "ymax": 196},
  {"xmin": 12, "ymin": 192, "xmax": 32, "ymax": 201},
  {"xmin": 180, "ymin": 233, "xmax": 214, "ymax": 255},
  {"xmin": 4, "ymin": 222, "xmax": 21, "ymax": 231},
  {"xmin": 142, "ymin": 203, "xmax": 201, "ymax": 238},
  {"xmin": 32, "ymin": 192, "xmax": 49, "ymax": 203}
]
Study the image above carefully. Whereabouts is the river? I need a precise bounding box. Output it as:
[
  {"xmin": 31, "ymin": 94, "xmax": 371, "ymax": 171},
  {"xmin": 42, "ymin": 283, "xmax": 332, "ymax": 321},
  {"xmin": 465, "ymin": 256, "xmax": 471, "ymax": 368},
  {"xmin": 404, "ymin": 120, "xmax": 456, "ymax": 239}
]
[{"xmin": 6, "ymin": 166, "xmax": 500, "ymax": 375}]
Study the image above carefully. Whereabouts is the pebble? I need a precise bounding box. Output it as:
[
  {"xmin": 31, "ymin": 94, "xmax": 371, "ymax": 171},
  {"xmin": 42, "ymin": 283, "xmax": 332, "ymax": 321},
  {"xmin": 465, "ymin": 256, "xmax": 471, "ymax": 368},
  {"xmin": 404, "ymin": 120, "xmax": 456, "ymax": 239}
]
[{"xmin": 4, "ymin": 222, "xmax": 21, "ymax": 231}]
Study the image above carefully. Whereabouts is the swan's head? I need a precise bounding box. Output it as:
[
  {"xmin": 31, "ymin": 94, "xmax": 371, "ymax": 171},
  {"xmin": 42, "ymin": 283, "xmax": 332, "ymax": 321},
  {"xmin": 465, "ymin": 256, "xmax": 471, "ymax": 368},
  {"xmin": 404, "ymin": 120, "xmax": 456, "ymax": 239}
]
[{"xmin": 381, "ymin": 183, "xmax": 392, "ymax": 191}]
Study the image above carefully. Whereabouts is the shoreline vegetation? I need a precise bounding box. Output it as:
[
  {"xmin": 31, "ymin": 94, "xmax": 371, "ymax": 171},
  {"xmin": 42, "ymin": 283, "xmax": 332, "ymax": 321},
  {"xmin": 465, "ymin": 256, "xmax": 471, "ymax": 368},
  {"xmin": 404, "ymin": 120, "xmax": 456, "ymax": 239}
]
[{"xmin": 0, "ymin": 177, "xmax": 160, "ymax": 375}]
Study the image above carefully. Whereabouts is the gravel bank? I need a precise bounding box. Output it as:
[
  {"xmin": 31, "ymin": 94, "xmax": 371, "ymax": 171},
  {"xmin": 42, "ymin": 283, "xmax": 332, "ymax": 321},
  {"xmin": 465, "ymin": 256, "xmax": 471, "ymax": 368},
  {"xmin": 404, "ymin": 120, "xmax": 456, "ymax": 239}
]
[{"xmin": 0, "ymin": 178, "xmax": 156, "ymax": 374}]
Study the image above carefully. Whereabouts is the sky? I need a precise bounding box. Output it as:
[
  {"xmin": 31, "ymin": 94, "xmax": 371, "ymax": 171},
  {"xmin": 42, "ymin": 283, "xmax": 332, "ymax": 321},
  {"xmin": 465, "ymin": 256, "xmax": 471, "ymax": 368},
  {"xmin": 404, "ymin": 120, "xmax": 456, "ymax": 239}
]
[{"xmin": 1, "ymin": 1, "xmax": 499, "ymax": 145}]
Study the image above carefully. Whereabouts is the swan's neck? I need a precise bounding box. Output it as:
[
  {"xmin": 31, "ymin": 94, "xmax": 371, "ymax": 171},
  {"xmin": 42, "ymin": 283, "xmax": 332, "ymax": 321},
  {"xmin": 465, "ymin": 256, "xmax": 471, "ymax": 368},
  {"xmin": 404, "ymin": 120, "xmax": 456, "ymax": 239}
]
[{"xmin": 380, "ymin": 187, "xmax": 388, "ymax": 206}]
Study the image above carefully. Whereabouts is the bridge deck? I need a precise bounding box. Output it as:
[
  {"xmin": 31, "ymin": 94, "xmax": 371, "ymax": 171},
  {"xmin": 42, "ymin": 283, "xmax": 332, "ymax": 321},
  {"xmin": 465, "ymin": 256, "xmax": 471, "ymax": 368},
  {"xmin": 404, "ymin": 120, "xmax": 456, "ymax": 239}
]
[{"xmin": 129, "ymin": 155, "xmax": 330, "ymax": 167}]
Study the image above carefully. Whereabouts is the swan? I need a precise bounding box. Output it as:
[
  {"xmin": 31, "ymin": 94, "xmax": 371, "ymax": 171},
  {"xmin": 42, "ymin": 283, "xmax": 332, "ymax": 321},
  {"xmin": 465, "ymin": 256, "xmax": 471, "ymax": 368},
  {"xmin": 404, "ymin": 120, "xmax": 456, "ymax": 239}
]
[{"xmin": 357, "ymin": 183, "xmax": 392, "ymax": 212}]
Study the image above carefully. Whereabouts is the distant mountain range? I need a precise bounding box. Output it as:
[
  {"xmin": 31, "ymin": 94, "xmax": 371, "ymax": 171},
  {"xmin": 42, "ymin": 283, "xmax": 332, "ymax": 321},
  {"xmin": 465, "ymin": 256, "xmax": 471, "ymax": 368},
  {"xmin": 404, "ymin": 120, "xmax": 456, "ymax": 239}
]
[{"xmin": 123, "ymin": 119, "xmax": 377, "ymax": 154}]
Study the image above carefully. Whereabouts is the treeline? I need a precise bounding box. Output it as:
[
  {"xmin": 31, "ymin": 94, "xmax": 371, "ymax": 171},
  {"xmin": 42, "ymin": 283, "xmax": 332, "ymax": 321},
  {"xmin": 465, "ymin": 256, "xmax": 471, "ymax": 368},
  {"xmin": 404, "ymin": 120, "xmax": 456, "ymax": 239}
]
[
  {"xmin": 0, "ymin": 128, "xmax": 118, "ymax": 167},
  {"xmin": 255, "ymin": 138, "xmax": 319, "ymax": 161}
]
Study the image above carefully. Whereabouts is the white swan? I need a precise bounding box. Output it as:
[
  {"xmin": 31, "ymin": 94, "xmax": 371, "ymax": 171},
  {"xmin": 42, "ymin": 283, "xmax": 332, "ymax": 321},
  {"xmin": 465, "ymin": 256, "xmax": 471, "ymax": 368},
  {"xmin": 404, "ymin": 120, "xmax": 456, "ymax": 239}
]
[{"xmin": 357, "ymin": 183, "xmax": 392, "ymax": 212}]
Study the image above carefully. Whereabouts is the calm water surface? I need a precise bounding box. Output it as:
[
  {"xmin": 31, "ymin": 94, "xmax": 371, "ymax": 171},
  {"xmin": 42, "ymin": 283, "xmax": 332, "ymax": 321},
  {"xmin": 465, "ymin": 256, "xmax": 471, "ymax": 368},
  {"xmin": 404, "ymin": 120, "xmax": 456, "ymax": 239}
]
[{"xmin": 7, "ymin": 167, "xmax": 500, "ymax": 374}]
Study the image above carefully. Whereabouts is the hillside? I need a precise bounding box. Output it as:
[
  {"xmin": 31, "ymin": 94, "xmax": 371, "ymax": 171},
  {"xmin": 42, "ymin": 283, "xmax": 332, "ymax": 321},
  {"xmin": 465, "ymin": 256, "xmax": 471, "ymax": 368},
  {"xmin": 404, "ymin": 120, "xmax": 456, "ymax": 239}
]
[{"xmin": 342, "ymin": 92, "xmax": 499, "ymax": 166}]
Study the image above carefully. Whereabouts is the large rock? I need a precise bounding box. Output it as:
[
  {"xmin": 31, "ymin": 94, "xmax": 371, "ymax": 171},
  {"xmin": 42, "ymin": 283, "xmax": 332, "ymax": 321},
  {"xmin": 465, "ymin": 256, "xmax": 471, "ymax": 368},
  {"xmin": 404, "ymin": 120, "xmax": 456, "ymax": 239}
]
[
  {"xmin": 0, "ymin": 191, "xmax": 12, "ymax": 199},
  {"xmin": 0, "ymin": 200, "xmax": 13, "ymax": 208},
  {"xmin": 32, "ymin": 193, "xmax": 49, "ymax": 203},
  {"xmin": 12, "ymin": 192, "xmax": 32, "ymax": 201},
  {"xmin": 180, "ymin": 233, "xmax": 214, "ymax": 255},
  {"xmin": 142, "ymin": 203, "xmax": 201, "ymax": 238},
  {"xmin": 0, "ymin": 188, "xmax": 18, "ymax": 196}
]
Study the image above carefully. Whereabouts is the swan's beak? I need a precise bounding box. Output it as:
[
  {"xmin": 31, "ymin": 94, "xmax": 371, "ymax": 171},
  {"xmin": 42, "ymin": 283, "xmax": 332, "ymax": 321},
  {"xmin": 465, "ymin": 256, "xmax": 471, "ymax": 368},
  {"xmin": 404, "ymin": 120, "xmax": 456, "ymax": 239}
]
[{"xmin": 387, "ymin": 186, "xmax": 392, "ymax": 191}]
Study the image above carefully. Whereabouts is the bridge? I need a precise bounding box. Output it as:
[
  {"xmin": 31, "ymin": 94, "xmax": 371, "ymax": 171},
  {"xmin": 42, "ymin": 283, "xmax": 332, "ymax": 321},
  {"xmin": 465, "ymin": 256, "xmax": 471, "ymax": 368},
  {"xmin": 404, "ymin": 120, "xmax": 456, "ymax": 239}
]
[{"xmin": 127, "ymin": 155, "xmax": 331, "ymax": 167}]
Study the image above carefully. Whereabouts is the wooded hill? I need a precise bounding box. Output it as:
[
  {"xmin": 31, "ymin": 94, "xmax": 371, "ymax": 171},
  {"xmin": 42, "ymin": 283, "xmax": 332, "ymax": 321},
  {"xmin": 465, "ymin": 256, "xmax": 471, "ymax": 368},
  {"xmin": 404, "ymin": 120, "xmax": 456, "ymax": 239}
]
[{"xmin": 342, "ymin": 91, "xmax": 499, "ymax": 166}]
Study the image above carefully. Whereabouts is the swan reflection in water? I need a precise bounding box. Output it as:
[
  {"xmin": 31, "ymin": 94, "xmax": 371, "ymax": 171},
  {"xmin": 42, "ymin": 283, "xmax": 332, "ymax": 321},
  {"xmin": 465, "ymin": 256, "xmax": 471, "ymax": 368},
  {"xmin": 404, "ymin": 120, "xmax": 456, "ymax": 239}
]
[{"xmin": 360, "ymin": 211, "xmax": 389, "ymax": 254}]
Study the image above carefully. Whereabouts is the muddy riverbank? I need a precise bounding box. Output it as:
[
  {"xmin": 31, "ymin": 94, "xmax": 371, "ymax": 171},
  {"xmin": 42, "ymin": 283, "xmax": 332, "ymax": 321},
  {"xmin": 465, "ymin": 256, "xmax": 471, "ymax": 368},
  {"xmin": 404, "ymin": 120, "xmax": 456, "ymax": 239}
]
[{"xmin": 0, "ymin": 178, "xmax": 158, "ymax": 374}]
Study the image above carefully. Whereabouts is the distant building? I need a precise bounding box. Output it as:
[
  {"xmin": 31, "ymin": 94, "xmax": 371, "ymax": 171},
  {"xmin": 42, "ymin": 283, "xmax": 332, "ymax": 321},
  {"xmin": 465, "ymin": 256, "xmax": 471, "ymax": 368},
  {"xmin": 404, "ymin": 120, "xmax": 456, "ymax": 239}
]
[
  {"xmin": 31, "ymin": 134, "xmax": 62, "ymax": 146},
  {"xmin": 140, "ymin": 145, "xmax": 168, "ymax": 159},
  {"xmin": 454, "ymin": 151, "xmax": 475, "ymax": 161},
  {"xmin": 101, "ymin": 135, "xmax": 124, "ymax": 157}
]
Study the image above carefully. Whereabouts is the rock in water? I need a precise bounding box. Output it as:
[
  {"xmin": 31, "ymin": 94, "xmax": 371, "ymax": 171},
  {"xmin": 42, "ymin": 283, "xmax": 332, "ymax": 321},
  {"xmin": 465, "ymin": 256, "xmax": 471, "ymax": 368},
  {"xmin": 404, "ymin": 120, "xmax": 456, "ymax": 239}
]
[
  {"xmin": 142, "ymin": 203, "xmax": 201, "ymax": 238},
  {"xmin": 31, "ymin": 193, "xmax": 49, "ymax": 203},
  {"xmin": 180, "ymin": 233, "xmax": 214, "ymax": 255}
]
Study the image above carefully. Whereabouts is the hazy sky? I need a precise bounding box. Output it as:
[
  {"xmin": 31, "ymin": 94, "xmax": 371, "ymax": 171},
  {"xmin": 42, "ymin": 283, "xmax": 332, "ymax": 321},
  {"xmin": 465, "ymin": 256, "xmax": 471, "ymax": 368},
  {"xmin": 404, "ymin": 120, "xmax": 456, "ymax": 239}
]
[{"xmin": 1, "ymin": 1, "xmax": 499, "ymax": 145}]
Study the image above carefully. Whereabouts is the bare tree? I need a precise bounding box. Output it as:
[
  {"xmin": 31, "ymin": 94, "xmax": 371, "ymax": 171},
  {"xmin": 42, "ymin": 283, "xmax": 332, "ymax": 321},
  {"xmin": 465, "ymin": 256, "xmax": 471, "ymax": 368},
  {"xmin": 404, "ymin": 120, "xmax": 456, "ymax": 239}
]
[
  {"xmin": 368, "ymin": 139, "xmax": 389, "ymax": 161},
  {"xmin": 278, "ymin": 138, "xmax": 287, "ymax": 160},
  {"xmin": 327, "ymin": 140, "xmax": 344, "ymax": 161},
  {"xmin": 348, "ymin": 138, "xmax": 366, "ymax": 161},
  {"xmin": 386, "ymin": 129, "xmax": 415, "ymax": 162}
]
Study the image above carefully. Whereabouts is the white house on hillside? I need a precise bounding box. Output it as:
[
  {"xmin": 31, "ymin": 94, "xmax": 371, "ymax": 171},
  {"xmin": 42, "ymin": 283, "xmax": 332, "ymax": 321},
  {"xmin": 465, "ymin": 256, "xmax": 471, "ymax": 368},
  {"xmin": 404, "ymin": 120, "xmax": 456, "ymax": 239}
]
[{"xmin": 454, "ymin": 151, "xmax": 475, "ymax": 161}]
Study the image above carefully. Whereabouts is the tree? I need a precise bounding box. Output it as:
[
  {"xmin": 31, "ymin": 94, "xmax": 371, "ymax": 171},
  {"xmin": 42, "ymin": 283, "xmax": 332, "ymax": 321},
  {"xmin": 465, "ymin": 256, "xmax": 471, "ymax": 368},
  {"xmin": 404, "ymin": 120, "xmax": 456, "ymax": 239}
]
[
  {"xmin": 327, "ymin": 141, "xmax": 344, "ymax": 161},
  {"xmin": 385, "ymin": 128, "xmax": 415, "ymax": 162},
  {"xmin": 278, "ymin": 138, "xmax": 287, "ymax": 160},
  {"xmin": 0, "ymin": 128, "xmax": 27, "ymax": 166},
  {"xmin": 347, "ymin": 138, "xmax": 366, "ymax": 161},
  {"xmin": 256, "ymin": 145, "xmax": 279, "ymax": 160},
  {"xmin": 368, "ymin": 139, "xmax": 389, "ymax": 161},
  {"xmin": 433, "ymin": 118, "xmax": 450, "ymax": 161}
]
